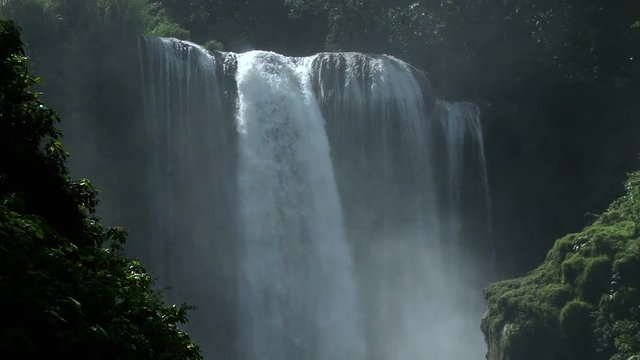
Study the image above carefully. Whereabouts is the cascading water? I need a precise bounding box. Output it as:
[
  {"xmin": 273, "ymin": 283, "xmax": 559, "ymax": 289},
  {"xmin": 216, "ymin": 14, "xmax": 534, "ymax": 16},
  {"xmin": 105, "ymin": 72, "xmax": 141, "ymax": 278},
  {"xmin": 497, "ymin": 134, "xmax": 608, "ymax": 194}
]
[
  {"xmin": 138, "ymin": 36, "xmax": 492, "ymax": 359},
  {"xmin": 235, "ymin": 51, "xmax": 363, "ymax": 360},
  {"xmin": 311, "ymin": 53, "xmax": 490, "ymax": 359},
  {"xmin": 439, "ymin": 101, "xmax": 492, "ymax": 240}
]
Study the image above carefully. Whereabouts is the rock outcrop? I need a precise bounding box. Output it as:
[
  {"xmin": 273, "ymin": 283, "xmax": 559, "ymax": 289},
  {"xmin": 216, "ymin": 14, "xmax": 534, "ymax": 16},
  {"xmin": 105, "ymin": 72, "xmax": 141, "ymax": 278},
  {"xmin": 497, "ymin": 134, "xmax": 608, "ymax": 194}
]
[{"xmin": 482, "ymin": 171, "xmax": 640, "ymax": 360}]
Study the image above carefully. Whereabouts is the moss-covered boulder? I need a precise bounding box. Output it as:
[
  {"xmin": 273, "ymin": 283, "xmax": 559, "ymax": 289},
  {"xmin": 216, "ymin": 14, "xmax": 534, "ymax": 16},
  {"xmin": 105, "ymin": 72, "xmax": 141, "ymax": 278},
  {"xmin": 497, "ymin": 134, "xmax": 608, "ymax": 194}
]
[{"xmin": 482, "ymin": 171, "xmax": 640, "ymax": 360}]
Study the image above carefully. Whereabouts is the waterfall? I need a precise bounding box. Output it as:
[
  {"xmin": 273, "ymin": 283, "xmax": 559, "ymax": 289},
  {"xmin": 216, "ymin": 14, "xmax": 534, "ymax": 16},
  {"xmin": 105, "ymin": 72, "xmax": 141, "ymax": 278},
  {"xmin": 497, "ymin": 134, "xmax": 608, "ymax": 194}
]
[
  {"xmin": 139, "ymin": 36, "xmax": 491, "ymax": 359},
  {"xmin": 439, "ymin": 101, "xmax": 492, "ymax": 240},
  {"xmin": 235, "ymin": 51, "xmax": 363, "ymax": 360}
]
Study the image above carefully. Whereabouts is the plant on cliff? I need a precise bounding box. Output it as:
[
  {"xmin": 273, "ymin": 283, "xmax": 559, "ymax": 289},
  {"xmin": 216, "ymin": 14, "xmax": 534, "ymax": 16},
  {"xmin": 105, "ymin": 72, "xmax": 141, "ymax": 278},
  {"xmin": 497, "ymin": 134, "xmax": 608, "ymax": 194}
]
[
  {"xmin": 0, "ymin": 19, "xmax": 202, "ymax": 359},
  {"xmin": 482, "ymin": 169, "xmax": 640, "ymax": 360}
]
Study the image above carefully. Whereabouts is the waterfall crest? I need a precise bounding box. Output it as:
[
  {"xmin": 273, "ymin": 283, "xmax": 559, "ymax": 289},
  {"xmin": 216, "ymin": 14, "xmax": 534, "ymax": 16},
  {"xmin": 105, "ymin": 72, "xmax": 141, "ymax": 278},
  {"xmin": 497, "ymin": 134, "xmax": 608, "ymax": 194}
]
[{"xmin": 139, "ymin": 36, "xmax": 491, "ymax": 359}]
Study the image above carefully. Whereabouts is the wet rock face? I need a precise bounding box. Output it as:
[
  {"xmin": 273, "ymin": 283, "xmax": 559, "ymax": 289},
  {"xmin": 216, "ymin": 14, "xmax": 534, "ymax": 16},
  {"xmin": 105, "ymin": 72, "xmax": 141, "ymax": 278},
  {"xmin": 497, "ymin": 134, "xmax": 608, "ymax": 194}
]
[{"xmin": 481, "ymin": 315, "xmax": 563, "ymax": 360}]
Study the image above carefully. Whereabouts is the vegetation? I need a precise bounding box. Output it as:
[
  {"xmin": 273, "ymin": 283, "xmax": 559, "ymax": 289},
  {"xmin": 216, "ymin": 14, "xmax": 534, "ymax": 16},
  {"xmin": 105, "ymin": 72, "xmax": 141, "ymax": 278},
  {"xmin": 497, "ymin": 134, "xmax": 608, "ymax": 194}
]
[
  {"xmin": 482, "ymin": 170, "xmax": 640, "ymax": 360},
  {"xmin": 0, "ymin": 19, "xmax": 201, "ymax": 359}
]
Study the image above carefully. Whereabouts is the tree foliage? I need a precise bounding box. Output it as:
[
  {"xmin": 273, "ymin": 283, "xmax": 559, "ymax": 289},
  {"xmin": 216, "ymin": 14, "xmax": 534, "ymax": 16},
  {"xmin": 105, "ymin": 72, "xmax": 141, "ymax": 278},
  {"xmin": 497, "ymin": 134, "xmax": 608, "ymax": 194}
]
[{"xmin": 0, "ymin": 19, "xmax": 202, "ymax": 359}]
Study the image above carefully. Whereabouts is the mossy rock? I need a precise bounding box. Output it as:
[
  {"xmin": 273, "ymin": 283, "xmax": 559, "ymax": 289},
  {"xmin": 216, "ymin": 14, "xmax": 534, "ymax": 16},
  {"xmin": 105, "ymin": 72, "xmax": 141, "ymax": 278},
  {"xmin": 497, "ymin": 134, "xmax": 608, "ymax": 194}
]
[
  {"xmin": 613, "ymin": 239, "xmax": 640, "ymax": 288},
  {"xmin": 560, "ymin": 300, "xmax": 597, "ymax": 358},
  {"xmin": 577, "ymin": 256, "xmax": 612, "ymax": 303},
  {"xmin": 562, "ymin": 255, "xmax": 585, "ymax": 283},
  {"xmin": 483, "ymin": 172, "xmax": 640, "ymax": 360},
  {"xmin": 204, "ymin": 39, "xmax": 224, "ymax": 52}
]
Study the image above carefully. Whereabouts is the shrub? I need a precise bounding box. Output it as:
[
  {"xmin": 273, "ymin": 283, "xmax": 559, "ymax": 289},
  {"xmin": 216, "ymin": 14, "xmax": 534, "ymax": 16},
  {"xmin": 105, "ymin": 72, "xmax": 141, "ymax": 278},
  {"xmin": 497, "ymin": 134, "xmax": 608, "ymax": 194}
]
[{"xmin": 204, "ymin": 39, "xmax": 224, "ymax": 52}]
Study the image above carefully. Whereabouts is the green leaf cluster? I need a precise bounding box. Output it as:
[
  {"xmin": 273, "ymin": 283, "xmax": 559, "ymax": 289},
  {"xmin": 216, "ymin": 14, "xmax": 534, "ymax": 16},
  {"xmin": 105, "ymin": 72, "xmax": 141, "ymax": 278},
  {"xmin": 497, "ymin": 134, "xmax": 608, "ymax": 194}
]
[
  {"xmin": 0, "ymin": 19, "xmax": 202, "ymax": 359},
  {"xmin": 142, "ymin": 1, "xmax": 189, "ymax": 39}
]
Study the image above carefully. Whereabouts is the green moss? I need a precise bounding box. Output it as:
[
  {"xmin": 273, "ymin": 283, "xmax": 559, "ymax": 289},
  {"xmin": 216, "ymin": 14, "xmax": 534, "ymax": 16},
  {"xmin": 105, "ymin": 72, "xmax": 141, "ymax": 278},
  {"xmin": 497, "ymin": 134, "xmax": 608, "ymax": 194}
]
[
  {"xmin": 204, "ymin": 39, "xmax": 224, "ymax": 52},
  {"xmin": 483, "ymin": 171, "xmax": 640, "ymax": 360},
  {"xmin": 578, "ymin": 256, "xmax": 612, "ymax": 303},
  {"xmin": 585, "ymin": 221, "xmax": 636, "ymax": 257},
  {"xmin": 560, "ymin": 300, "xmax": 593, "ymax": 332},
  {"xmin": 147, "ymin": 21, "xmax": 190, "ymax": 39},
  {"xmin": 142, "ymin": 3, "xmax": 190, "ymax": 39},
  {"xmin": 562, "ymin": 255, "xmax": 586, "ymax": 283},
  {"xmin": 560, "ymin": 300, "xmax": 594, "ymax": 338},
  {"xmin": 560, "ymin": 300, "xmax": 599, "ymax": 359},
  {"xmin": 563, "ymin": 254, "xmax": 613, "ymax": 301},
  {"xmin": 614, "ymin": 239, "xmax": 640, "ymax": 288}
]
